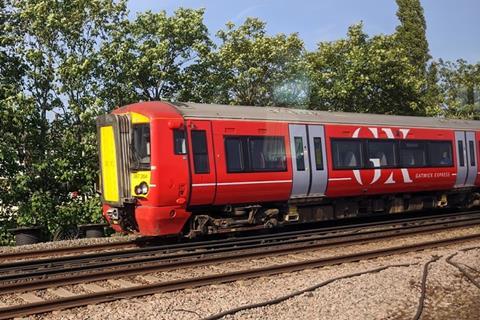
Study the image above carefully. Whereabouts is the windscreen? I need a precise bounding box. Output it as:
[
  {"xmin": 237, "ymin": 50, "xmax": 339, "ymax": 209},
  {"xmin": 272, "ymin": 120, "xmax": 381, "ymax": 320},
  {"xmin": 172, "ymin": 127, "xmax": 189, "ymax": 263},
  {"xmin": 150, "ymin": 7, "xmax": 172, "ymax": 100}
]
[{"xmin": 132, "ymin": 124, "xmax": 151, "ymax": 169}]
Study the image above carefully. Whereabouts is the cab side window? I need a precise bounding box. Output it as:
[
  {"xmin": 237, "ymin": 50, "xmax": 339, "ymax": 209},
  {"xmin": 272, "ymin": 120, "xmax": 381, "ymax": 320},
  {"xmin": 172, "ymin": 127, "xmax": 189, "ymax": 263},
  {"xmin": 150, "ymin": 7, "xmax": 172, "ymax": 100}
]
[{"xmin": 173, "ymin": 129, "xmax": 187, "ymax": 155}]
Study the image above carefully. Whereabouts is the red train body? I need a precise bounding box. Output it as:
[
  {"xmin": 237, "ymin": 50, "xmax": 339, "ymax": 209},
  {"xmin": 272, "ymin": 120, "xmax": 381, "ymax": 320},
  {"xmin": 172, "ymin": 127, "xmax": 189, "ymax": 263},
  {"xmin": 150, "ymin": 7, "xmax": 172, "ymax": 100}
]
[{"xmin": 96, "ymin": 102, "xmax": 480, "ymax": 236}]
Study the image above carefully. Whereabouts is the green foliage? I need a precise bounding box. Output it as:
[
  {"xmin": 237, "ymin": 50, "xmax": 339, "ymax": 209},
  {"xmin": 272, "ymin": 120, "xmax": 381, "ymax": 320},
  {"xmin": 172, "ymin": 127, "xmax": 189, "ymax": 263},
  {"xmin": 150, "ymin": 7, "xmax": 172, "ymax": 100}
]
[
  {"xmin": 0, "ymin": 0, "xmax": 27, "ymax": 243},
  {"xmin": 0, "ymin": 1, "xmax": 478, "ymax": 245},
  {"xmin": 0, "ymin": 0, "xmax": 126, "ymax": 244},
  {"xmin": 395, "ymin": 0, "xmax": 442, "ymax": 114},
  {"xmin": 99, "ymin": 8, "xmax": 212, "ymax": 110},
  {"xmin": 438, "ymin": 59, "xmax": 480, "ymax": 119},
  {"xmin": 395, "ymin": 0, "xmax": 430, "ymax": 74},
  {"xmin": 307, "ymin": 23, "xmax": 426, "ymax": 115},
  {"xmin": 423, "ymin": 61, "xmax": 443, "ymax": 115},
  {"xmin": 205, "ymin": 18, "xmax": 306, "ymax": 106}
]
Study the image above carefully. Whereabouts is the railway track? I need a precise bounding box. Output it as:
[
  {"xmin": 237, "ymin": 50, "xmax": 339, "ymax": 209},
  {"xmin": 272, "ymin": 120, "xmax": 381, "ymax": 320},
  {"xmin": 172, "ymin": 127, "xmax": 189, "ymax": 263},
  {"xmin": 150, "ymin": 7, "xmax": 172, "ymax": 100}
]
[
  {"xmin": 0, "ymin": 209, "xmax": 475, "ymax": 265},
  {"xmin": 1, "ymin": 211, "xmax": 480, "ymax": 287},
  {"xmin": 0, "ymin": 211, "xmax": 479, "ymax": 319},
  {"xmin": 0, "ymin": 238, "xmax": 144, "ymax": 261},
  {"xmin": 0, "ymin": 232, "xmax": 478, "ymax": 319},
  {"xmin": 0, "ymin": 209, "xmax": 469, "ymax": 263}
]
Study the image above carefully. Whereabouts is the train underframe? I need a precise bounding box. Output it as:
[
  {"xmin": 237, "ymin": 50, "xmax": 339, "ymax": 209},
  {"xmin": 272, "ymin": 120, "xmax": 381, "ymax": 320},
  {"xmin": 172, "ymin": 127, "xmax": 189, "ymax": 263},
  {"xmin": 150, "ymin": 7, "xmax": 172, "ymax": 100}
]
[
  {"xmin": 107, "ymin": 188, "xmax": 480, "ymax": 237},
  {"xmin": 185, "ymin": 188, "xmax": 480, "ymax": 238}
]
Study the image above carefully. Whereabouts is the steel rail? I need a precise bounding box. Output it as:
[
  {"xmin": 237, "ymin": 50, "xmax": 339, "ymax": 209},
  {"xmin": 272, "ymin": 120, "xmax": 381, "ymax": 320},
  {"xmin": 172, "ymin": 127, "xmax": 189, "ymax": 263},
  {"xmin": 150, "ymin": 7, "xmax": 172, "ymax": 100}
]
[
  {"xmin": 1, "ymin": 210, "xmax": 477, "ymax": 273},
  {"xmin": 0, "ymin": 233, "xmax": 479, "ymax": 320},
  {"xmin": 2, "ymin": 214, "xmax": 480, "ymax": 284},
  {"xmin": 1, "ymin": 216, "xmax": 479, "ymax": 294},
  {"xmin": 1, "ymin": 209, "xmax": 475, "ymax": 265},
  {"xmin": 0, "ymin": 239, "xmax": 141, "ymax": 261}
]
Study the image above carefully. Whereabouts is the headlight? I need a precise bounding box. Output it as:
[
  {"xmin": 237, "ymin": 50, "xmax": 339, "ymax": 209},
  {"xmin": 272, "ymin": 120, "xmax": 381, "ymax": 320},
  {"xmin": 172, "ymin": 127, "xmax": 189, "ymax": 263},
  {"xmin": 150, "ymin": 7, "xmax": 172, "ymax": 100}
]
[
  {"xmin": 134, "ymin": 181, "xmax": 149, "ymax": 195},
  {"xmin": 134, "ymin": 185, "xmax": 142, "ymax": 195},
  {"xmin": 140, "ymin": 182, "xmax": 149, "ymax": 195}
]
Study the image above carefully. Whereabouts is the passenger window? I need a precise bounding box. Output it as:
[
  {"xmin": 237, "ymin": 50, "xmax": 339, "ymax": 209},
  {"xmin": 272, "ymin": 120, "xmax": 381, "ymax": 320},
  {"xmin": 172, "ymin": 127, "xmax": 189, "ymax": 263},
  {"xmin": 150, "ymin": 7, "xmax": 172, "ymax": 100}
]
[
  {"xmin": 469, "ymin": 141, "xmax": 476, "ymax": 166},
  {"xmin": 313, "ymin": 137, "xmax": 324, "ymax": 170},
  {"xmin": 399, "ymin": 141, "xmax": 426, "ymax": 167},
  {"xmin": 294, "ymin": 137, "xmax": 305, "ymax": 171},
  {"xmin": 458, "ymin": 140, "xmax": 465, "ymax": 167},
  {"xmin": 331, "ymin": 139, "xmax": 363, "ymax": 169},
  {"xmin": 225, "ymin": 137, "xmax": 244, "ymax": 172},
  {"xmin": 249, "ymin": 137, "xmax": 286, "ymax": 172},
  {"xmin": 173, "ymin": 129, "xmax": 187, "ymax": 155},
  {"xmin": 367, "ymin": 140, "xmax": 396, "ymax": 168},
  {"xmin": 429, "ymin": 141, "xmax": 453, "ymax": 167},
  {"xmin": 191, "ymin": 130, "xmax": 209, "ymax": 174}
]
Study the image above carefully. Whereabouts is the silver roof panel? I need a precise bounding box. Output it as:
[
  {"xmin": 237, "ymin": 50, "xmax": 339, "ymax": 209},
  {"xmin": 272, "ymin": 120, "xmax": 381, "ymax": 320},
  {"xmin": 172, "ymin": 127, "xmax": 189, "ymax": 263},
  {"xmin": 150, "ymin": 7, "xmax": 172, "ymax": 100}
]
[{"xmin": 169, "ymin": 102, "xmax": 480, "ymax": 130}]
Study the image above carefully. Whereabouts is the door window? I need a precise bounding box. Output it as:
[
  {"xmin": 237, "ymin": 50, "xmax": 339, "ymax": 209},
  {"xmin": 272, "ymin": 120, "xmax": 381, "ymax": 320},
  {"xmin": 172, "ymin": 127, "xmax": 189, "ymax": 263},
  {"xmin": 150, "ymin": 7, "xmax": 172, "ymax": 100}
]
[
  {"xmin": 469, "ymin": 140, "xmax": 476, "ymax": 166},
  {"xmin": 313, "ymin": 137, "xmax": 324, "ymax": 170},
  {"xmin": 294, "ymin": 137, "xmax": 305, "ymax": 171},
  {"xmin": 191, "ymin": 130, "xmax": 209, "ymax": 173},
  {"xmin": 458, "ymin": 140, "xmax": 465, "ymax": 167}
]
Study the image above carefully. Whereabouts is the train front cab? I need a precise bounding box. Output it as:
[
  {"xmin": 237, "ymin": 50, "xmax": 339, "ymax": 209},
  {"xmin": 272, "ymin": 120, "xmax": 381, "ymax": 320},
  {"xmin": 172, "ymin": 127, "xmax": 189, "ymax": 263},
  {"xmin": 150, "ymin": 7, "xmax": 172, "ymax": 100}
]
[{"xmin": 96, "ymin": 104, "xmax": 191, "ymax": 236}]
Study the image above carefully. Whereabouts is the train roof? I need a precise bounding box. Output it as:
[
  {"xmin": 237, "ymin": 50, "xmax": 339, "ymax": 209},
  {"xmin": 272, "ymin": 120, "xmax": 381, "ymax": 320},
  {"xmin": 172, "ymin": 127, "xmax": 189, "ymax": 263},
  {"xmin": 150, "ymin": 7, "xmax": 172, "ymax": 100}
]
[{"xmin": 170, "ymin": 102, "xmax": 480, "ymax": 130}]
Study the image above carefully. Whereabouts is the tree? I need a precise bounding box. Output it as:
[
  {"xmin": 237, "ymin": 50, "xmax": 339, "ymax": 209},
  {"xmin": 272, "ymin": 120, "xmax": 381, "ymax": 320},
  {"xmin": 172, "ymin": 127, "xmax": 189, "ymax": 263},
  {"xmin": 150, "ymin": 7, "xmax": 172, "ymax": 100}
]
[
  {"xmin": 99, "ymin": 8, "xmax": 212, "ymax": 111},
  {"xmin": 0, "ymin": 0, "xmax": 29, "ymax": 243},
  {"xmin": 423, "ymin": 61, "xmax": 443, "ymax": 115},
  {"xmin": 307, "ymin": 23, "xmax": 426, "ymax": 115},
  {"xmin": 395, "ymin": 0, "xmax": 430, "ymax": 75},
  {"xmin": 438, "ymin": 59, "xmax": 480, "ymax": 119},
  {"xmin": 202, "ymin": 18, "xmax": 306, "ymax": 107},
  {"xmin": 0, "ymin": 0, "xmax": 127, "ymax": 241}
]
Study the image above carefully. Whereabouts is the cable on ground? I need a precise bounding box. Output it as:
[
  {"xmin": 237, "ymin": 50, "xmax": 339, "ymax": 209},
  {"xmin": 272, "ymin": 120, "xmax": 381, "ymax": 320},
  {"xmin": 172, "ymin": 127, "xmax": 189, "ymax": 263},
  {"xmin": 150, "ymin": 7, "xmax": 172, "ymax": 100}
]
[
  {"xmin": 202, "ymin": 262, "xmax": 417, "ymax": 320},
  {"xmin": 446, "ymin": 247, "xmax": 480, "ymax": 290},
  {"xmin": 412, "ymin": 255, "xmax": 441, "ymax": 320}
]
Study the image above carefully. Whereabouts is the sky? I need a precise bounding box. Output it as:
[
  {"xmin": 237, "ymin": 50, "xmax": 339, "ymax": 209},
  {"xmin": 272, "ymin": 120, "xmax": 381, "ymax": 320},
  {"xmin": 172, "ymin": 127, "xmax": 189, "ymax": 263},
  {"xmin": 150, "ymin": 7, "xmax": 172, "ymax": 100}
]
[{"xmin": 127, "ymin": 0, "xmax": 479, "ymax": 63}]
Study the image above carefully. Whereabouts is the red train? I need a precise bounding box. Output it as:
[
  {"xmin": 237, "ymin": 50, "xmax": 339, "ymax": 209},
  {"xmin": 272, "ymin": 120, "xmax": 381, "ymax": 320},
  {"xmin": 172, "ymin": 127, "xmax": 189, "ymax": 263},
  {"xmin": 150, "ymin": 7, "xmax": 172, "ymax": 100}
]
[{"xmin": 96, "ymin": 102, "xmax": 480, "ymax": 236}]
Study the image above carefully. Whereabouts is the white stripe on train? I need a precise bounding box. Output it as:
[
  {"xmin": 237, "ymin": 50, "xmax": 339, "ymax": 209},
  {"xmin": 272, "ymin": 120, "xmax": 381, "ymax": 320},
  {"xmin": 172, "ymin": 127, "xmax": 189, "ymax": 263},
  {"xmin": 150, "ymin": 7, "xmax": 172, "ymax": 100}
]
[{"xmin": 192, "ymin": 180, "xmax": 292, "ymax": 187}]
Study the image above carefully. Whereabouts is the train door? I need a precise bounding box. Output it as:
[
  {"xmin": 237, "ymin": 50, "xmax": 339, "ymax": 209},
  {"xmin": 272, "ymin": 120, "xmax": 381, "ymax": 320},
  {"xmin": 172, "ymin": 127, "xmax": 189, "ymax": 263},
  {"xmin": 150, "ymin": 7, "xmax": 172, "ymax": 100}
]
[
  {"xmin": 289, "ymin": 124, "xmax": 328, "ymax": 198},
  {"xmin": 466, "ymin": 131, "xmax": 478, "ymax": 186},
  {"xmin": 187, "ymin": 120, "xmax": 217, "ymax": 205},
  {"xmin": 307, "ymin": 125, "xmax": 328, "ymax": 196},
  {"xmin": 289, "ymin": 124, "xmax": 309, "ymax": 198},
  {"xmin": 455, "ymin": 131, "xmax": 478, "ymax": 187}
]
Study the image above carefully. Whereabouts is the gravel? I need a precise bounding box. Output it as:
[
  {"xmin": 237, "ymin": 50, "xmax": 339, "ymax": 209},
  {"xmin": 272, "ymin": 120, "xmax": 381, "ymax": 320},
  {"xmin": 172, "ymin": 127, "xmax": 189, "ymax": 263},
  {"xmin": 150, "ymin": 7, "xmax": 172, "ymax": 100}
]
[
  {"xmin": 16, "ymin": 225, "xmax": 479, "ymax": 320},
  {"xmin": 14, "ymin": 227, "xmax": 480, "ymax": 320},
  {"xmin": 0, "ymin": 233, "xmax": 139, "ymax": 254},
  {"xmin": 31, "ymin": 244, "xmax": 480, "ymax": 320}
]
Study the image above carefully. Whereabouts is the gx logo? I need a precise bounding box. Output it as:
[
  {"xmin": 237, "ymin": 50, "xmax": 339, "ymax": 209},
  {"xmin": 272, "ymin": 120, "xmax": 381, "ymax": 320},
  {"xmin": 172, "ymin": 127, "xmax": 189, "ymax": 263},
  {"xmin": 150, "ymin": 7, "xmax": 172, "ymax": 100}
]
[{"xmin": 351, "ymin": 127, "xmax": 413, "ymax": 185}]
